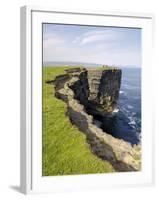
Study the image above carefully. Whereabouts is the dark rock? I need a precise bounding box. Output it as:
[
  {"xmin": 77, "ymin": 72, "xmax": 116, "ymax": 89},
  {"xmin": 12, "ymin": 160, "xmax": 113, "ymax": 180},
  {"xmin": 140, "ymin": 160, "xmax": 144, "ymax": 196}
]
[
  {"xmin": 87, "ymin": 69, "xmax": 122, "ymax": 115},
  {"xmin": 70, "ymin": 68, "xmax": 122, "ymax": 116}
]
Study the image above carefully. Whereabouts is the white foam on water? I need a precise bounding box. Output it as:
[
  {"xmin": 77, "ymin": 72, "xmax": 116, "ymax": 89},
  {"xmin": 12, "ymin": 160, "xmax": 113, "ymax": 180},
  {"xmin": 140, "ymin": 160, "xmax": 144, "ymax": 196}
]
[
  {"xmin": 128, "ymin": 121, "xmax": 136, "ymax": 125},
  {"xmin": 119, "ymin": 91, "xmax": 124, "ymax": 94},
  {"xmin": 127, "ymin": 105, "xmax": 133, "ymax": 109},
  {"xmin": 128, "ymin": 116, "xmax": 136, "ymax": 126},
  {"xmin": 113, "ymin": 108, "xmax": 119, "ymax": 113}
]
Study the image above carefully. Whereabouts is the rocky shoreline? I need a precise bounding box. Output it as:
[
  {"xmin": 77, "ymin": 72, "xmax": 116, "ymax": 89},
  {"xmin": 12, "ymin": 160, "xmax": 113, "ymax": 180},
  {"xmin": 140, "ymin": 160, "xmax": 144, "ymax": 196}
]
[{"xmin": 47, "ymin": 68, "xmax": 141, "ymax": 172}]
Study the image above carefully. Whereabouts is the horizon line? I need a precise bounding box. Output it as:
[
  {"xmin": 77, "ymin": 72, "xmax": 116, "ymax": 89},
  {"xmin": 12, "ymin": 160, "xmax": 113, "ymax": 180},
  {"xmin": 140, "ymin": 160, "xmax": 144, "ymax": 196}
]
[{"xmin": 43, "ymin": 61, "xmax": 140, "ymax": 68}]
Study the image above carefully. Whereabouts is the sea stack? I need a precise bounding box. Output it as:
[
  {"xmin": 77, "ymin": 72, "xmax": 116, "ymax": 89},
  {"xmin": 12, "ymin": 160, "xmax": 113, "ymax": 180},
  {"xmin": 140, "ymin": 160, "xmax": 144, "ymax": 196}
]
[
  {"xmin": 87, "ymin": 68, "xmax": 122, "ymax": 115},
  {"xmin": 68, "ymin": 67, "xmax": 122, "ymax": 116}
]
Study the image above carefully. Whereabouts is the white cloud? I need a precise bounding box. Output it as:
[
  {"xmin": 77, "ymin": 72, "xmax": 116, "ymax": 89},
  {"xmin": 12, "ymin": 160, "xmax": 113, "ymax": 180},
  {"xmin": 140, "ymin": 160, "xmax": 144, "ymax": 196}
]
[{"xmin": 73, "ymin": 30, "xmax": 120, "ymax": 45}]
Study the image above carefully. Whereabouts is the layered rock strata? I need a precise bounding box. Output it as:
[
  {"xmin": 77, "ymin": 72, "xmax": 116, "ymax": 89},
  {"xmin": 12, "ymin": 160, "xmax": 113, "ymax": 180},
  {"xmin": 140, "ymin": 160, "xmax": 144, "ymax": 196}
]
[
  {"xmin": 69, "ymin": 68, "xmax": 122, "ymax": 116},
  {"xmin": 87, "ymin": 69, "xmax": 122, "ymax": 115},
  {"xmin": 49, "ymin": 68, "xmax": 141, "ymax": 171}
]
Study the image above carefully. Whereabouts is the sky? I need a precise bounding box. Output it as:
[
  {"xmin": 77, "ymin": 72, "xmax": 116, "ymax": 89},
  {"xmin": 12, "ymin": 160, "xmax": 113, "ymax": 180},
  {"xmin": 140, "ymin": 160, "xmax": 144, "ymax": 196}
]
[{"xmin": 43, "ymin": 24, "xmax": 141, "ymax": 67}]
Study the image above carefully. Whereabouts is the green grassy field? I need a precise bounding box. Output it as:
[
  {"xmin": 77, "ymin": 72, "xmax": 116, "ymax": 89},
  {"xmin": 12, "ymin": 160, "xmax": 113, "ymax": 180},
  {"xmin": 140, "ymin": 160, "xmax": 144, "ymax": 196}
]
[{"xmin": 42, "ymin": 66, "xmax": 114, "ymax": 176}]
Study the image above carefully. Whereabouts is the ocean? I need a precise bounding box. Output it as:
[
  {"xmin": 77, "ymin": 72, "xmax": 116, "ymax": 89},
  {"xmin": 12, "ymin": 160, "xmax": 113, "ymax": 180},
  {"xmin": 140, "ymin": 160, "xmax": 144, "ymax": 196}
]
[{"xmin": 96, "ymin": 68, "xmax": 141, "ymax": 145}]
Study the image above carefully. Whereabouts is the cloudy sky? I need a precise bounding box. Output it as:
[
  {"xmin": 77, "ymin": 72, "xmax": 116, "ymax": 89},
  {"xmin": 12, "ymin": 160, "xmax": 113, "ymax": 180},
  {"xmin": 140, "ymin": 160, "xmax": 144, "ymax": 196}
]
[{"xmin": 43, "ymin": 24, "xmax": 141, "ymax": 67}]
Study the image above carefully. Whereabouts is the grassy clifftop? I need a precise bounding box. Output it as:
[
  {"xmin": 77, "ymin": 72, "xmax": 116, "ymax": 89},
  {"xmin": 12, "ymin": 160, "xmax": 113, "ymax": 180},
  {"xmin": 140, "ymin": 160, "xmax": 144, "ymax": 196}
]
[{"xmin": 42, "ymin": 66, "xmax": 114, "ymax": 176}]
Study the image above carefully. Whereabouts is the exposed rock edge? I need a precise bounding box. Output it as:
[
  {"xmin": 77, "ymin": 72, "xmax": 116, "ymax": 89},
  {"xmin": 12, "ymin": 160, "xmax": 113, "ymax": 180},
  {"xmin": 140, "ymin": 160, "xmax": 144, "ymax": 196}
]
[{"xmin": 49, "ymin": 68, "xmax": 141, "ymax": 172}]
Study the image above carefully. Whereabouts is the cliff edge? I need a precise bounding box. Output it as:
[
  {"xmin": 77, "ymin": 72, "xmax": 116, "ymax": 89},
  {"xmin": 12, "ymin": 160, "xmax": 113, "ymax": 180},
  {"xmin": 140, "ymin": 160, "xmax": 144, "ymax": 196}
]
[{"xmin": 49, "ymin": 67, "xmax": 141, "ymax": 171}]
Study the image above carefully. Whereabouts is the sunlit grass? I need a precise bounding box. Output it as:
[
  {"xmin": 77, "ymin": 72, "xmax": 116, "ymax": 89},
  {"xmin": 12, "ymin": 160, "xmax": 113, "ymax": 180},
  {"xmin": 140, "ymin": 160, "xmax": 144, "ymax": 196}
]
[{"xmin": 42, "ymin": 66, "xmax": 114, "ymax": 176}]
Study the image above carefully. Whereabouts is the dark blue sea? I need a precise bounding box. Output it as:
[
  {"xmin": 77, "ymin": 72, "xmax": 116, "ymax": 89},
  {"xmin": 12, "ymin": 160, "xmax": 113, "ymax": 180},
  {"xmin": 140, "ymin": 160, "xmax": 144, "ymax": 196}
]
[{"xmin": 97, "ymin": 68, "xmax": 141, "ymax": 145}]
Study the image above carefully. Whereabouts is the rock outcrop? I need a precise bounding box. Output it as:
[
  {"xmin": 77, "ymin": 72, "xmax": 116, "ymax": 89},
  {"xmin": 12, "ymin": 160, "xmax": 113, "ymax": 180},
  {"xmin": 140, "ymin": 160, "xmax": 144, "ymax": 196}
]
[
  {"xmin": 87, "ymin": 69, "xmax": 122, "ymax": 115},
  {"xmin": 69, "ymin": 68, "xmax": 122, "ymax": 116},
  {"xmin": 48, "ymin": 67, "xmax": 141, "ymax": 172}
]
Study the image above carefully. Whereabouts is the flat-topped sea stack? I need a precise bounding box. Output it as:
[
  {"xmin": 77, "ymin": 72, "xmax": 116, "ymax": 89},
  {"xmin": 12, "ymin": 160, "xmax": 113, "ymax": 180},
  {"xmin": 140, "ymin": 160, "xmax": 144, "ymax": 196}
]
[
  {"xmin": 87, "ymin": 68, "xmax": 122, "ymax": 115},
  {"xmin": 68, "ymin": 67, "xmax": 122, "ymax": 116}
]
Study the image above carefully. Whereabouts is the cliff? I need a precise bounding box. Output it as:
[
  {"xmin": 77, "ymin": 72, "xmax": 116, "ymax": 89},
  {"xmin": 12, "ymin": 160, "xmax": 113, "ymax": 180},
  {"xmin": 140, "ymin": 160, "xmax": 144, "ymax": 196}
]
[
  {"xmin": 69, "ymin": 68, "xmax": 122, "ymax": 116},
  {"xmin": 48, "ymin": 67, "xmax": 141, "ymax": 171}
]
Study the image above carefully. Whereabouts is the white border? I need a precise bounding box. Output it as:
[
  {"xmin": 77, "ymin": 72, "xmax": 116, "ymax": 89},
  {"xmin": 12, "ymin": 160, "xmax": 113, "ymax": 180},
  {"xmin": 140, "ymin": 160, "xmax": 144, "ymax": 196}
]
[{"xmin": 20, "ymin": 6, "xmax": 154, "ymax": 194}]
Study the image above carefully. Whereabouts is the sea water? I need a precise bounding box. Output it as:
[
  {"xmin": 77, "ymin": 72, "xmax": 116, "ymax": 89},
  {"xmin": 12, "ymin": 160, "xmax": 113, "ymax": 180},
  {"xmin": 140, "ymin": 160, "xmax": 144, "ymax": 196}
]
[{"xmin": 96, "ymin": 68, "xmax": 141, "ymax": 145}]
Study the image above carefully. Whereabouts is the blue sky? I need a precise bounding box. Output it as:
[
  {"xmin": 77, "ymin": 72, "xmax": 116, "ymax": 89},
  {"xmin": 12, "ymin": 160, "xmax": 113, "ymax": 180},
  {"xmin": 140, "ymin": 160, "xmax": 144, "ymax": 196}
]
[{"xmin": 43, "ymin": 24, "xmax": 141, "ymax": 67}]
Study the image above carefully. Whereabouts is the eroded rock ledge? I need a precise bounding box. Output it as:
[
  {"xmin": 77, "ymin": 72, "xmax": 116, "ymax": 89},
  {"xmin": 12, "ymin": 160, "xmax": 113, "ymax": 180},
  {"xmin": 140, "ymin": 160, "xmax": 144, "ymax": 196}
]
[{"xmin": 49, "ymin": 68, "xmax": 141, "ymax": 172}]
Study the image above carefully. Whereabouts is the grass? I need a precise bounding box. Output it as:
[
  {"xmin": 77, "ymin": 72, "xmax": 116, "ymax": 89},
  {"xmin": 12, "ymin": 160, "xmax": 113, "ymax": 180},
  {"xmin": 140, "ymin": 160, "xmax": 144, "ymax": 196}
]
[{"xmin": 42, "ymin": 66, "xmax": 114, "ymax": 176}]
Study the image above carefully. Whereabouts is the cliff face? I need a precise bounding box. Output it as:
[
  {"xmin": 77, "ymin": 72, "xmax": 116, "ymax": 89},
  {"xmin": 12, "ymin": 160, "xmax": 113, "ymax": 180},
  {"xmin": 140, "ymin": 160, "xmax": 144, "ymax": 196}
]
[
  {"xmin": 50, "ymin": 68, "xmax": 141, "ymax": 171},
  {"xmin": 69, "ymin": 68, "xmax": 122, "ymax": 116},
  {"xmin": 87, "ymin": 69, "xmax": 122, "ymax": 115}
]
